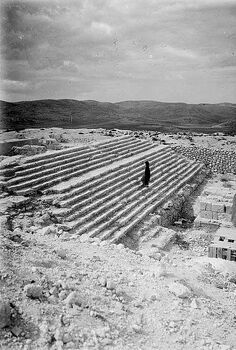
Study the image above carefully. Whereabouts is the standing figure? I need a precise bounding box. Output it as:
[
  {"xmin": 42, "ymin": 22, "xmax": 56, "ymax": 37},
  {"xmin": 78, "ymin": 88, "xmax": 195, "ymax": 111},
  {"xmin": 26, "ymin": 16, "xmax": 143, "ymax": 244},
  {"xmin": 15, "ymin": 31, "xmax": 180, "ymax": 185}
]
[{"xmin": 141, "ymin": 161, "xmax": 150, "ymax": 187}]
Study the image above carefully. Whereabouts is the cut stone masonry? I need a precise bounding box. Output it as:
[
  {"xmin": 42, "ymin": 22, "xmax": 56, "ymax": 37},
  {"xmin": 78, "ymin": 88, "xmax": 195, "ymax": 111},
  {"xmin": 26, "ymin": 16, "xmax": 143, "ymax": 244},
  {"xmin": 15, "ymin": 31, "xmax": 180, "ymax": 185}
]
[
  {"xmin": 4, "ymin": 136, "xmax": 205, "ymax": 242},
  {"xmin": 208, "ymin": 227, "xmax": 236, "ymax": 261}
]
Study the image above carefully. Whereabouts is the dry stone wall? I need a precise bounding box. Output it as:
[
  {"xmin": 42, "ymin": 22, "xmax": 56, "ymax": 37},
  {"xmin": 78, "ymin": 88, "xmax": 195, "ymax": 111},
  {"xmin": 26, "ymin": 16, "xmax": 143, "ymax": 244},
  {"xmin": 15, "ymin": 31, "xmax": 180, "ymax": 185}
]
[{"xmin": 172, "ymin": 145, "xmax": 236, "ymax": 174}]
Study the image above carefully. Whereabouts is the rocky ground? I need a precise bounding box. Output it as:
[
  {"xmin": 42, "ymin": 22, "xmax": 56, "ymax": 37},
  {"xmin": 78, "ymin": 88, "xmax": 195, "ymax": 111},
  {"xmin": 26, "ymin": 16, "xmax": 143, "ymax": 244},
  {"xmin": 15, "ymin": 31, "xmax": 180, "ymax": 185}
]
[
  {"xmin": 0, "ymin": 128, "xmax": 236, "ymax": 350},
  {"xmin": 1, "ymin": 127, "xmax": 236, "ymax": 154}
]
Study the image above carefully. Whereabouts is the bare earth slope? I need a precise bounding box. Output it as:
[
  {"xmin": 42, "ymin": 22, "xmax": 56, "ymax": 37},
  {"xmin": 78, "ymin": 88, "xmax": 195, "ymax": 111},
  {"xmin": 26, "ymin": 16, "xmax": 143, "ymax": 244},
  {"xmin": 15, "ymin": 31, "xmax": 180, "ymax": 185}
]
[{"xmin": 1, "ymin": 100, "xmax": 236, "ymax": 134}]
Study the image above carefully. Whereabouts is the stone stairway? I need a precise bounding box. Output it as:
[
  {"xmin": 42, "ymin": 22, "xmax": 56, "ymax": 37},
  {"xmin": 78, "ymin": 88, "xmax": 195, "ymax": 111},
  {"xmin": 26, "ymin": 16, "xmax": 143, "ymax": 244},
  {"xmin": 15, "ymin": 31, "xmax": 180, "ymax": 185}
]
[
  {"xmin": 6, "ymin": 136, "xmax": 205, "ymax": 243},
  {"xmin": 46, "ymin": 143, "xmax": 204, "ymax": 243},
  {"xmin": 6, "ymin": 136, "xmax": 155, "ymax": 196}
]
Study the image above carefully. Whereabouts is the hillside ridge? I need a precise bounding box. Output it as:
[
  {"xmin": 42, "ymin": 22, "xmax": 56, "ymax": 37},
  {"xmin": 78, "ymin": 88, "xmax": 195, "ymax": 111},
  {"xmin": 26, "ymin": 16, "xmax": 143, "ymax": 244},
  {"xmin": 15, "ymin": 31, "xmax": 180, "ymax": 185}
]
[{"xmin": 1, "ymin": 99, "xmax": 236, "ymax": 134}]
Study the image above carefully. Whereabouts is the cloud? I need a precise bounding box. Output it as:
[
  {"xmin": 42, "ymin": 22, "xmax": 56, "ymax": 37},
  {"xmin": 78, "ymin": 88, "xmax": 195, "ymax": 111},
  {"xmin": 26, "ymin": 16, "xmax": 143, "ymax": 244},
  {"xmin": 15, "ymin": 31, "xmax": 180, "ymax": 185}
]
[
  {"xmin": 62, "ymin": 60, "xmax": 80, "ymax": 73},
  {"xmin": 1, "ymin": 0, "xmax": 236, "ymax": 102},
  {"xmin": 1, "ymin": 79, "xmax": 32, "ymax": 92},
  {"xmin": 90, "ymin": 21, "xmax": 113, "ymax": 36},
  {"xmin": 162, "ymin": 46, "xmax": 198, "ymax": 59}
]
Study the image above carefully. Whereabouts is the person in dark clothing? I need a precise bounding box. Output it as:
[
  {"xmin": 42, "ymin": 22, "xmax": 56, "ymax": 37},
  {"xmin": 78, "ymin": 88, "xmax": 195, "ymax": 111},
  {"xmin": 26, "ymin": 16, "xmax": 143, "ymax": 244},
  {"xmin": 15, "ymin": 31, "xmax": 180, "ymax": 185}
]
[{"xmin": 141, "ymin": 161, "xmax": 150, "ymax": 187}]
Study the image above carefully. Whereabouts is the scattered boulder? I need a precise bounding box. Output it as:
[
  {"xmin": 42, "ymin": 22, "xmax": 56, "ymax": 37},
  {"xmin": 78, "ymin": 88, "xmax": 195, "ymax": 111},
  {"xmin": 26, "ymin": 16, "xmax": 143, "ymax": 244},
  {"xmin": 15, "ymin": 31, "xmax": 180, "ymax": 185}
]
[
  {"xmin": 228, "ymin": 273, "xmax": 236, "ymax": 284},
  {"xmin": 39, "ymin": 225, "xmax": 57, "ymax": 235},
  {"xmin": 9, "ymin": 228, "xmax": 23, "ymax": 243},
  {"xmin": 40, "ymin": 213, "xmax": 51, "ymax": 223},
  {"xmin": 56, "ymin": 249, "xmax": 67, "ymax": 259},
  {"xmin": 148, "ymin": 249, "xmax": 162, "ymax": 261},
  {"xmin": 44, "ymin": 138, "xmax": 61, "ymax": 150},
  {"xmin": 98, "ymin": 277, "xmax": 107, "ymax": 287},
  {"xmin": 157, "ymin": 263, "xmax": 167, "ymax": 277},
  {"xmin": 106, "ymin": 280, "xmax": 116, "ymax": 290},
  {"xmin": 168, "ymin": 282, "xmax": 191, "ymax": 298},
  {"xmin": 0, "ymin": 300, "xmax": 11, "ymax": 329},
  {"xmin": 64, "ymin": 291, "xmax": 83, "ymax": 308},
  {"xmin": 49, "ymin": 286, "xmax": 58, "ymax": 297},
  {"xmin": 24, "ymin": 284, "xmax": 43, "ymax": 299},
  {"xmin": 190, "ymin": 298, "xmax": 199, "ymax": 309},
  {"xmin": 116, "ymin": 243, "xmax": 124, "ymax": 250},
  {"xmin": 56, "ymin": 223, "xmax": 71, "ymax": 232},
  {"xmin": 29, "ymin": 226, "xmax": 38, "ymax": 234},
  {"xmin": 11, "ymin": 325, "xmax": 22, "ymax": 337},
  {"xmin": 58, "ymin": 290, "xmax": 68, "ymax": 301}
]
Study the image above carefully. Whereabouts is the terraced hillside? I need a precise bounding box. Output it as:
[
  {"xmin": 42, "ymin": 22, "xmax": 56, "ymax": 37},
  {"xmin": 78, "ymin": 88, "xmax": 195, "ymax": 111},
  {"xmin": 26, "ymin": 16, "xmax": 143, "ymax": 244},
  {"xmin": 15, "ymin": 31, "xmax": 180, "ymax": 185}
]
[{"xmin": 5, "ymin": 136, "xmax": 205, "ymax": 242}]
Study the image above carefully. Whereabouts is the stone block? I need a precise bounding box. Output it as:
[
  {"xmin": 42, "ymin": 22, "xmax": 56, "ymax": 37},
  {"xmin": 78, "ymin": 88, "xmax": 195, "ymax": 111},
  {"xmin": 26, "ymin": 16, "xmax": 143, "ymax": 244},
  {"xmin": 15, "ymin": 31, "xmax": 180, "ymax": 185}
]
[
  {"xmin": 226, "ymin": 205, "xmax": 232, "ymax": 215},
  {"xmin": 0, "ymin": 300, "xmax": 11, "ymax": 329},
  {"xmin": 200, "ymin": 210, "xmax": 213, "ymax": 220},
  {"xmin": 199, "ymin": 202, "xmax": 206, "ymax": 211},
  {"xmin": 24, "ymin": 284, "xmax": 43, "ymax": 299},
  {"xmin": 231, "ymin": 194, "xmax": 236, "ymax": 226},
  {"xmin": 205, "ymin": 202, "xmax": 212, "ymax": 211},
  {"xmin": 194, "ymin": 219, "xmax": 200, "ymax": 228},
  {"xmin": 212, "ymin": 203, "xmax": 224, "ymax": 213},
  {"xmin": 212, "ymin": 212, "xmax": 218, "ymax": 220},
  {"xmin": 217, "ymin": 213, "xmax": 228, "ymax": 221}
]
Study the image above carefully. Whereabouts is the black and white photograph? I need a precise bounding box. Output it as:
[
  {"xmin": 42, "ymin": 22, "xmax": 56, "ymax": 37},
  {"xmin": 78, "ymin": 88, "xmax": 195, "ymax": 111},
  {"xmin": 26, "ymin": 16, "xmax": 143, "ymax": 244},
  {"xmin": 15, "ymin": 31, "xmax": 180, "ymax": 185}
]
[{"xmin": 0, "ymin": 1, "xmax": 236, "ymax": 349}]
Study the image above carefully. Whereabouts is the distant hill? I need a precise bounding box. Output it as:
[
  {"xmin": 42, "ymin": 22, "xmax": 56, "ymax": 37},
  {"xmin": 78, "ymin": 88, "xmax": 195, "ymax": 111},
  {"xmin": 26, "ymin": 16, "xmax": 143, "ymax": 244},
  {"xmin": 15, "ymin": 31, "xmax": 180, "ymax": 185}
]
[{"xmin": 1, "ymin": 99, "xmax": 236, "ymax": 134}]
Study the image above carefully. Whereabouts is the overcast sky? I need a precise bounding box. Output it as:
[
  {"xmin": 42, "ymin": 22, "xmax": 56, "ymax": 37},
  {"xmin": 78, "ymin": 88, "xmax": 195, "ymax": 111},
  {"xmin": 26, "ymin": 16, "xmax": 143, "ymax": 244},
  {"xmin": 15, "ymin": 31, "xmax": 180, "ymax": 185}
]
[{"xmin": 1, "ymin": 0, "xmax": 236, "ymax": 103}]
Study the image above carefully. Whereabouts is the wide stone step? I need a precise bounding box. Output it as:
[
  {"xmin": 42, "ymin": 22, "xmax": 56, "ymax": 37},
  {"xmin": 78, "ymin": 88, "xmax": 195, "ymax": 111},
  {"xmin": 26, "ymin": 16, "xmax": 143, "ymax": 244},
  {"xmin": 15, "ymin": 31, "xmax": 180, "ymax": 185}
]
[
  {"xmin": 8, "ymin": 152, "xmax": 114, "ymax": 192},
  {"xmin": 67, "ymin": 158, "xmax": 186, "ymax": 224},
  {"xmin": 19, "ymin": 145, "xmax": 90, "ymax": 167},
  {"xmin": 63, "ymin": 152, "xmax": 177, "ymax": 213},
  {"xmin": 11, "ymin": 156, "xmax": 117, "ymax": 195},
  {"xmin": 117, "ymin": 163, "xmax": 199, "ymax": 228},
  {"xmin": 31, "ymin": 143, "xmax": 156, "ymax": 192},
  {"xmin": 96, "ymin": 136, "xmax": 134, "ymax": 150},
  {"xmin": 56, "ymin": 146, "xmax": 170, "ymax": 200},
  {"xmin": 8, "ymin": 140, "xmax": 155, "ymax": 194},
  {"xmin": 22, "ymin": 135, "xmax": 131, "ymax": 165},
  {"xmin": 97, "ymin": 136, "xmax": 139, "ymax": 153},
  {"xmin": 14, "ymin": 148, "xmax": 100, "ymax": 177},
  {"xmin": 88, "ymin": 162, "xmax": 203, "ymax": 241},
  {"xmin": 59, "ymin": 149, "xmax": 175, "ymax": 210},
  {"xmin": 9, "ymin": 138, "xmax": 141, "ymax": 186},
  {"xmin": 69, "ymin": 157, "xmax": 189, "ymax": 233},
  {"xmin": 9, "ymin": 155, "xmax": 92, "ymax": 186},
  {"xmin": 66, "ymin": 154, "xmax": 183, "ymax": 220},
  {"xmin": 109, "ymin": 163, "xmax": 204, "ymax": 243},
  {"xmin": 13, "ymin": 135, "xmax": 134, "ymax": 174}
]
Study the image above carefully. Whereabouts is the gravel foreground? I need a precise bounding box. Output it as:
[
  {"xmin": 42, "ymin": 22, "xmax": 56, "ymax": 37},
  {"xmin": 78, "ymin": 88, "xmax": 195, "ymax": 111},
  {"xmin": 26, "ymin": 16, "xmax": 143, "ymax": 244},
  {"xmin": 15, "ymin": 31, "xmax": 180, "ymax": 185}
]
[{"xmin": 1, "ymin": 222, "xmax": 236, "ymax": 350}]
